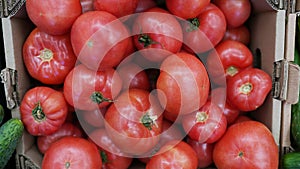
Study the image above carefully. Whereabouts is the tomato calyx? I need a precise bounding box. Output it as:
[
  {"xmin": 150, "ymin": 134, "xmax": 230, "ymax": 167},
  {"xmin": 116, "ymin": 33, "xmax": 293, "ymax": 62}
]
[
  {"xmin": 39, "ymin": 48, "xmax": 53, "ymax": 62},
  {"xmin": 186, "ymin": 18, "xmax": 200, "ymax": 32},
  {"xmin": 196, "ymin": 111, "xmax": 208, "ymax": 123},
  {"xmin": 226, "ymin": 66, "xmax": 239, "ymax": 77},
  {"xmin": 140, "ymin": 112, "xmax": 158, "ymax": 130},
  {"xmin": 65, "ymin": 161, "xmax": 71, "ymax": 169},
  {"xmin": 32, "ymin": 102, "xmax": 46, "ymax": 122},
  {"xmin": 238, "ymin": 151, "xmax": 244, "ymax": 158},
  {"xmin": 100, "ymin": 150, "xmax": 109, "ymax": 164},
  {"xmin": 138, "ymin": 34, "xmax": 160, "ymax": 48},
  {"xmin": 239, "ymin": 82, "xmax": 253, "ymax": 95},
  {"xmin": 90, "ymin": 92, "xmax": 114, "ymax": 104}
]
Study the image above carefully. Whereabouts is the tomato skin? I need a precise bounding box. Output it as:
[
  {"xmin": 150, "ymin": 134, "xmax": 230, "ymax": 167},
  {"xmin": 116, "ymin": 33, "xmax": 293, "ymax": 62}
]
[
  {"xmin": 213, "ymin": 121, "xmax": 279, "ymax": 169},
  {"xmin": 71, "ymin": 11, "xmax": 130, "ymax": 70},
  {"xmin": 222, "ymin": 25, "xmax": 251, "ymax": 45},
  {"xmin": 94, "ymin": 0, "xmax": 139, "ymax": 18},
  {"xmin": 182, "ymin": 101, "xmax": 227, "ymax": 143},
  {"xmin": 42, "ymin": 137, "xmax": 102, "ymax": 169},
  {"xmin": 183, "ymin": 3, "xmax": 227, "ymax": 53},
  {"xmin": 187, "ymin": 137, "xmax": 214, "ymax": 168},
  {"xmin": 135, "ymin": 0, "xmax": 157, "ymax": 13},
  {"xmin": 146, "ymin": 141, "xmax": 198, "ymax": 169},
  {"xmin": 22, "ymin": 28, "xmax": 77, "ymax": 85},
  {"xmin": 105, "ymin": 89, "xmax": 163, "ymax": 156},
  {"xmin": 37, "ymin": 122, "xmax": 83, "ymax": 154},
  {"xmin": 213, "ymin": 0, "xmax": 251, "ymax": 28},
  {"xmin": 63, "ymin": 64, "xmax": 122, "ymax": 111},
  {"xmin": 20, "ymin": 86, "xmax": 68, "ymax": 136},
  {"xmin": 88, "ymin": 129, "xmax": 133, "ymax": 169},
  {"xmin": 80, "ymin": 107, "xmax": 106, "ymax": 128},
  {"xmin": 226, "ymin": 68, "xmax": 272, "ymax": 112},
  {"xmin": 166, "ymin": 0, "xmax": 210, "ymax": 19},
  {"xmin": 26, "ymin": 0, "xmax": 82, "ymax": 35},
  {"xmin": 157, "ymin": 52, "xmax": 210, "ymax": 116},
  {"xmin": 132, "ymin": 7, "xmax": 183, "ymax": 62}
]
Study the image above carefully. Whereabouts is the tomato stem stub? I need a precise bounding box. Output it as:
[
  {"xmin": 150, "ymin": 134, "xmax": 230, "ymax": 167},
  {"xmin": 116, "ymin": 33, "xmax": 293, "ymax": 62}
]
[
  {"xmin": 226, "ymin": 66, "xmax": 239, "ymax": 77},
  {"xmin": 141, "ymin": 113, "xmax": 158, "ymax": 130},
  {"xmin": 32, "ymin": 103, "xmax": 46, "ymax": 122},
  {"xmin": 39, "ymin": 48, "xmax": 53, "ymax": 62},
  {"xmin": 196, "ymin": 111, "xmax": 208, "ymax": 123},
  {"xmin": 138, "ymin": 34, "xmax": 154, "ymax": 48},
  {"xmin": 90, "ymin": 92, "xmax": 113, "ymax": 104},
  {"xmin": 65, "ymin": 162, "xmax": 71, "ymax": 169},
  {"xmin": 239, "ymin": 82, "xmax": 253, "ymax": 95},
  {"xmin": 187, "ymin": 18, "xmax": 200, "ymax": 32}
]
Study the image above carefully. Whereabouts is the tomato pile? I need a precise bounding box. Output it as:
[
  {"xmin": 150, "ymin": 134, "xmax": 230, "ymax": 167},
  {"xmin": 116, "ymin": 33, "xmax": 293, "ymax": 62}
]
[{"xmin": 20, "ymin": 0, "xmax": 279, "ymax": 168}]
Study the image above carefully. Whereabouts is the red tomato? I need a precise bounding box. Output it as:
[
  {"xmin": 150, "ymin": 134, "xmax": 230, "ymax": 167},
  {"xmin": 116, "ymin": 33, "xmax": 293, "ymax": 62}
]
[
  {"xmin": 222, "ymin": 25, "xmax": 251, "ymax": 45},
  {"xmin": 135, "ymin": 0, "xmax": 157, "ymax": 13},
  {"xmin": 157, "ymin": 52, "xmax": 210, "ymax": 116},
  {"xmin": 182, "ymin": 101, "xmax": 227, "ymax": 143},
  {"xmin": 166, "ymin": 0, "xmax": 210, "ymax": 19},
  {"xmin": 213, "ymin": 121, "xmax": 279, "ymax": 169},
  {"xmin": 22, "ymin": 28, "xmax": 76, "ymax": 85},
  {"xmin": 71, "ymin": 11, "xmax": 130, "ymax": 70},
  {"xmin": 207, "ymin": 40, "xmax": 253, "ymax": 85},
  {"xmin": 227, "ymin": 68, "xmax": 272, "ymax": 112},
  {"xmin": 80, "ymin": 107, "xmax": 106, "ymax": 128},
  {"xmin": 146, "ymin": 141, "xmax": 198, "ymax": 169},
  {"xmin": 93, "ymin": 0, "xmax": 139, "ymax": 18},
  {"xmin": 232, "ymin": 115, "xmax": 253, "ymax": 125},
  {"xmin": 105, "ymin": 89, "xmax": 163, "ymax": 156},
  {"xmin": 20, "ymin": 86, "xmax": 68, "ymax": 136},
  {"xmin": 63, "ymin": 64, "xmax": 122, "ymax": 111},
  {"xmin": 42, "ymin": 137, "xmax": 102, "ymax": 169},
  {"xmin": 183, "ymin": 3, "xmax": 227, "ymax": 54},
  {"xmin": 132, "ymin": 7, "xmax": 183, "ymax": 62},
  {"xmin": 213, "ymin": 0, "xmax": 251, "ymax": 28},
  {"xmin": 88, "ymin": 129, "xmax": 133, "ymax": 169},
  {"xmin": 116, "ymin": 62, "xmax": 150, "ymax": 91},
  {"xmin": 37, "ymin": 122, "xmax": 83, "ymax": 154},
  {"xmin": 26, "ymin": 0, "xmax": 82, "ymax": 35},
  {"xmin": 187, "ymin": 137, "xmax": 214, "ymax": 168}
]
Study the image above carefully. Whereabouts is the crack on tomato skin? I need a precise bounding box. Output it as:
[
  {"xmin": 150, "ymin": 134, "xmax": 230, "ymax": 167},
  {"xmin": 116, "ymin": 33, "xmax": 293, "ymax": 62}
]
[
  {"xmin": 239, "ymin": 82, "xmax": 253, "ymax": 95},
  {"xmin": 140, "ymin": 112, "xmax": 158, "ymax": 130},
  {"xmin": 90, "ymin": 91, "xmax": 114, "ymax": 104},
  {"xmin": 32, "ymin": 102, "xmax": 46, "ymax": 122}
]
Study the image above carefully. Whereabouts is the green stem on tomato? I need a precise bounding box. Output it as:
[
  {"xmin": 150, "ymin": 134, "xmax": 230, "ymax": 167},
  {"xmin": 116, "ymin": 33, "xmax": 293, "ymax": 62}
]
[
  {"xmin": 186, "ymin": 18, "xmax": 200, "ymax": 32},
  {"xmin": 90, "ymin": 92, "xmax": 114, "ymax": 104},
  {"xmin": 141, "ymin": 112, "xmax": 158, "ymax": 130},
  {"xmin": 32, "ymin": 102, "xmax": 46, "ymax": 122}
]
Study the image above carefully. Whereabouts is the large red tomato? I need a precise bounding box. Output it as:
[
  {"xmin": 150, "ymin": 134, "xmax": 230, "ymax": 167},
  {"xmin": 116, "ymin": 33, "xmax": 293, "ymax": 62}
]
[
  {"xmin": 166, "ymin": 0, "xmax": 210, "ymax": 19},
  {"xmin": 183, "ymin": 3, "xmax": 227, "ymax": 54},
  {"xmin": 20, "ymin": 86, "xmax": 68, "ymax": 136},
  {"xmin": 88, "ymin": 129, "xmax": 133, "ymax": 169},
  {"xmin": 213, "ymin": 121, "xmax": 279, "ymax": 169},
  {"xmin": 226, "ymin": 68, "xmax": 272, "ymax": 112},
  {"xmin": 63, "ymin": 64, "xmax": 122, "ymax": 111},
  {"xmin": 22, "ymin": 28, "xmax": 77, "ymax": 85},
  {"xmin": 105, "ymin": 89, "xmax": 163, "ymax": 156},
  {"xmin": 80, "ymin": 107, "xmax": 107, "ymax": 128},
  {"xmin": 71, "ymin": 11, "xmax": 130, "ymax": 70},
  {"xmin": 135, "ymin": 0, "xmax": 157, "ymax": 13},
  {"xmin": 146, "ymin": 141, "xmax": 198, "ymax": 169},
  {"xmin": 222, "ymin": 25, "xmax": 251, "ymax": 45},
  {"xmin": 132, "ymin": 7, "xmax": 183, "ymax": 62},
  {"xmin": 182, "ymin": 100, "xmax": 227, "ymax": 143},
  {"xmin": 93, "ymin": 0, "xmax": 139, "ymax": 18},
  {"xmin": 213, "ymin": 0, "xmax": 251, "ymax": 28},
  {"xmin": 26, "ymin": 0, "xmax": 82, "ymax": 35},
  {"xmin": 42, "ymin": 137, "xmax": 102, "ymax": 169},
  {"xmin": 37, "ymin": 122, "xmax": 83, "ymax": 154},
  {"xmin": 156, "ymin": 52, "xmax": 210, "ymax": 116}
]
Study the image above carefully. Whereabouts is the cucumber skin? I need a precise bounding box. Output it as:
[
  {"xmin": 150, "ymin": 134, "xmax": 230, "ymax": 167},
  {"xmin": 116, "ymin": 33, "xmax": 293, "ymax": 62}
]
[
  {"xmin": 282, "ymin": 152, "xmax": 300, "ymax": 169},
  {"xmin": 0, "ymin": 118, "xmax": 24, "ymax": 169}
]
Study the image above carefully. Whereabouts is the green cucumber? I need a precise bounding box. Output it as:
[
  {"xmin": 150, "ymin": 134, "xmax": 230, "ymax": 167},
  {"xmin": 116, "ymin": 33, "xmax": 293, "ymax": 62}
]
[
  {"xmin": 282, "ymin": 152, "xmax": 300, "ymax": 169},
  {"xmin": 0, "ymin": 104, "xmax": 4, "ymax": 125},
  {"xmin": 0, "ymin": 118, "xmax": 24, "ymax": 169}
]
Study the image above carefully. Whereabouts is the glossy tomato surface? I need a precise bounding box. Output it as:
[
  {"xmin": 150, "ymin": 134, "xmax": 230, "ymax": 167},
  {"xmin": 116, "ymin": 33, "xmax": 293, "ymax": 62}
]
[
  {"xmin": 93, "ymin": 0, "xmax": 139, "ymax": 18},
  {"xmin": 20, "ymin": 86, "xmax": 68, "ymax": 136},
  {"xmin": 222, "ymin": 25, "xmax": 251, "ymax": 45},
  {"xmin": 23, "ymin": 28, "xmax": 77, "ymax": 85}
]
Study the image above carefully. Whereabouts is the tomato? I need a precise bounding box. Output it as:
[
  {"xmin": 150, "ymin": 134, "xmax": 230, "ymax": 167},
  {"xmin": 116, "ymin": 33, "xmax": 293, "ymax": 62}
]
[
  {"xmin": 183, "ymin": 3, "xmax": 227, "ymax": 54},
  {"xmin": 226, "ymin": 68, "xmax": 272, "ymax": 112},
  {"xmin": 105, "ymin": 89, "xmax": 163, "ymax": 156},
  {"xmin": 166, "ymin": 0, "xmax": 210, "ymax": 19},
  {"xmin": 156, "ymin": 52, "xmax": 210, "ymax": 116},
  {"xmin": 116, "ymin": 62, "xmax": 150, "ymax": 91},
  {"xmin": 80, "ymin": 107, "xmax": 107, "ymax": 128},
  {"xmin": 222, "ymin": 25, "xmax": 251, "ymax": 45},
  {"xmin": 132, "ymin": 7, "xmax": 183, "ymax": 62},
  {"xmin": 135, "ymin": 0, "xmax": 157, "ymax": 13},
  {"xmin": 146, "ymin": 141, "xmax": 198, "ymax": 169},
  {"xmin": 26, "ymin": 0, "xmax": 82, "ymax": 35},
  {"xmin": 93, "ymin": 0, "xmax": 139, "ymax": 18},
  {"xmin": 207, "ymin": 40, "xmax": 253, "ymax": 85},
  {"xmin": 182, "ymin": 100, "xmax": 227, "ymax": 143},
  {"xmin": 63, "ymin": 64, "xmax": 122, "ymax": 111},
  {"xmin": 88, "ymin": 129, "xmax": 133, "ymax": 169},
  {"xmin": 213, "ymin": 121, "xmax": 279, "ymax": 169},
  {"xmin": 37, "ymin": 122, "xmax": 83, "ymax": 154},
  {"xmin": 20, "ymin": 86, "xmax": 68, "ymax": 136},
  {"xmin": 213, "ymin": 0, "xmax": 251, "ymax": 28},
  {"xmin": 42, "ymin": 137, "xmax": 102, "ymax": 169},
  {"xmin": 232, "ymin": 115, "xmax": 252, "ymax": 125},
  {"xmin": 22, "ymin": 28, "xmax": 77, "ymax": 85},
  {"xmin": 186, "ymin": 137, "xmax": 214, "ymax": 168},
  {"xmin": 71, "ymin": 11, "xmax": 130, "ymax": 70}
]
